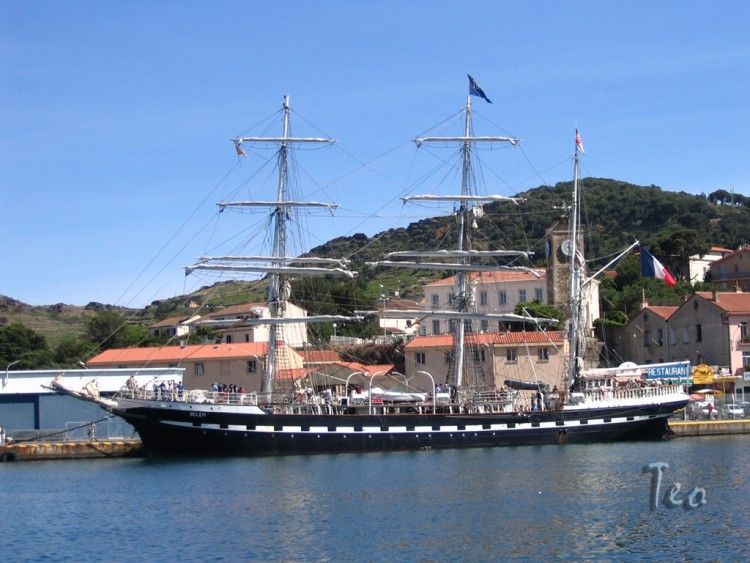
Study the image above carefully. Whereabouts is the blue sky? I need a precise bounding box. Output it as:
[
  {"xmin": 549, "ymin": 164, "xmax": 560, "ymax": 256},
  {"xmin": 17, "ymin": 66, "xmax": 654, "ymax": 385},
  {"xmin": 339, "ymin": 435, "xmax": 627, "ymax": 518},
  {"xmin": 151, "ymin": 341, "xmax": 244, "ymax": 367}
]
[{"xmin": 2, "ymin": 1, "xmax": 748, "ymax": 307}]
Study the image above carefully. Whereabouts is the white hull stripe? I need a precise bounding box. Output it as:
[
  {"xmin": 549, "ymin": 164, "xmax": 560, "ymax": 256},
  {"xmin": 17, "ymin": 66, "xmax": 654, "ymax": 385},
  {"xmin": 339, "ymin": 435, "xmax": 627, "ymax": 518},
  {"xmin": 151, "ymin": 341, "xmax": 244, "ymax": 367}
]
[{"xmin": 159, "ymin": 413, "xmax": 667, "ymax": 434}]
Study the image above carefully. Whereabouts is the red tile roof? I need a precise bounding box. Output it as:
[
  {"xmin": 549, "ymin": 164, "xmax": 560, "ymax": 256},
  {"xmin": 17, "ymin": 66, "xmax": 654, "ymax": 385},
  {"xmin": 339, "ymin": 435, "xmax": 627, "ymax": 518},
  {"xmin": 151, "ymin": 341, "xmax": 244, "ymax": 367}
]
[
  {"xmin": 405, "ymin": 331, "xmax": 564, "ymax": 348},
  {"xmin": 645, "ymin": 306, "xmax": 678, "ymax": 320},
  {"xmin": 301, "ymin": 349, "xmax": 342, "ymax": 363},
  {"xmin": 88, "ymin": 342, "xmax": 269, "ymax": 365},
  {"xmin": 362, "ymin": 364, "xmax": 396, "ymax": 376},
  {"xmin": 695, "ymin": 291, "xmax": 750, "ymax": 314},
  {"xmin": 149, "ymin": 315, "xmax": 194, "ymax": 328},
  {"xmin": 710, "ymin": 247, "xmax": 750, "ymax": 266},
  {"xmin": 202, "ymin": 303, "xmax": 266, "ymax": 319}
]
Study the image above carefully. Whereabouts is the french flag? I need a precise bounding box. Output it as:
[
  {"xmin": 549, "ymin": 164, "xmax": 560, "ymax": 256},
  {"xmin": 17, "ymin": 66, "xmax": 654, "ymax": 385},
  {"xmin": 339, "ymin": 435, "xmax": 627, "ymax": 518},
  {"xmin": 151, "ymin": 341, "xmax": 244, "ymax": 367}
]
[{"xmin": 640, "ymin": 247, "xmax": 676, "ymax": 286}]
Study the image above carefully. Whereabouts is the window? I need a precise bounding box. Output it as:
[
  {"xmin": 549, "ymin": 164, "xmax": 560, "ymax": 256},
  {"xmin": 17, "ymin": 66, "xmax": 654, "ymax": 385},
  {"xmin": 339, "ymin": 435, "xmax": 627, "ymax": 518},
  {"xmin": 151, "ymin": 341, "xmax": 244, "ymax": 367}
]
[
  {"xmin": 743, "ymin": 352, "xmax": 750, "ymax": 369},
  {"xmin": 643, "ymin": 330, "xmax": 651, "ymax": 347},
  {"xmin": 479, "ymin": 292, "xmax": 488, "ymax": 306},
  {"xmin": 449, "ymin": 320, "xmax": 456, "ymax": 333},
  {"xmin": 535, "ymin": 288, "xmax": 543, "ymax": 302},
  {"xmin": 498, "ymin": 291, "xmax": 507, "ymax": 305},
  {"xmin": 226, "ymin": 335, "xmax": 233, "ymax": 344},
  {"xmin": 247, "ymin": 360, "xmax": 257, "ymax": 373},
  {"xmin": 195, "ymin": 363, "xmax": 205, "ymax": 376},
  {"xmin": 741, "ymin": 322, "xmax": 748, "ymax": 342},
  {"xmin": 683, "ymin": 327, "xmax": 690, "ymax": 344},
  {"xmin": 444, "ymin": 352, "xmax": 453, "ymax": 364},
  {"xmin": 431, "ymin": 294, "xmax": 440, "ymax": 306},
  {"xmin": 657, "ymin": 329, "xmax": 663, "ymax": 346},
  {"xmin": 506, "ymin": 348, "xmax": 517, "ymax": 363},
  {"xmin": 519, "ymin": 289, "xmax": 527, "ymax": 303},
  {"xmin": 473, "ymin": 350, "xmax": 485, "ymax": 363},
  {"xmin": 480, "ymin": 320, "xmax": 489, "ymax": 332},
  {"xmin": 415, "ymin": 352, "xmax": 426, "ymax": 365},
  {"xmin": 669, "ymin": 327, "xmax": 676, "ymax": 345},
  {"xmin": 538, "ymin": 348, "xmax": 549, "ymax": 361},
  {"xmin": 432, "ymin": 320, "xmax": 441, "ymax": 334},
  {"xmin": 696, "ymin": 324, "xmax": 702, "ymax": 342}
]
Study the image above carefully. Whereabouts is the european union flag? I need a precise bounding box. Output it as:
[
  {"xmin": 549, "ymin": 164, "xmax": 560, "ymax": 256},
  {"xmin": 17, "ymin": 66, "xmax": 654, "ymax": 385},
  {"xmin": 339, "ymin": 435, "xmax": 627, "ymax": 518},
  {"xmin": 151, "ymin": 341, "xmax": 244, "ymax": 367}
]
[{"xmin": 468, "ymin": 74, "xmax": 492, "ymax": 104}]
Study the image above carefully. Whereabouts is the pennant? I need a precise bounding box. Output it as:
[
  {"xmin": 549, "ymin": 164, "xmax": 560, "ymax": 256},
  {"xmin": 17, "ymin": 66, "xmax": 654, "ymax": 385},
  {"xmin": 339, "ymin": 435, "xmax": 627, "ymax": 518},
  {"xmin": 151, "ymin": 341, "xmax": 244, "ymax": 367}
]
[
  {"xmin": 468, "ymin": 74, "xmax": 492, "ymax": 104},
  {"xmin": 234, "ymin": 140, "xmax": 248, "ymax": 158},
  {"xmin": 575, "ymin": 129, "xmax": 585, "ymax": 154},
  {"xmin": 640, "ymin": 247, "xmax": 676, "ymax": 287}
]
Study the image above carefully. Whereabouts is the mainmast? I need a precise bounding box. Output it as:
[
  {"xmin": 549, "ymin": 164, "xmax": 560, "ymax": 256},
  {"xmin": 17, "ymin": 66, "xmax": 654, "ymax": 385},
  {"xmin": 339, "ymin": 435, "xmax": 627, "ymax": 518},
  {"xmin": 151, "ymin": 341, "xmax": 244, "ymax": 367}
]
[
  {"xmin": 368, "ymin": 76, "xmax": 524, "ymax": 391},
  {"xmin": 186, "ymin": 96, "xmax": 357, "ymax": 397}
]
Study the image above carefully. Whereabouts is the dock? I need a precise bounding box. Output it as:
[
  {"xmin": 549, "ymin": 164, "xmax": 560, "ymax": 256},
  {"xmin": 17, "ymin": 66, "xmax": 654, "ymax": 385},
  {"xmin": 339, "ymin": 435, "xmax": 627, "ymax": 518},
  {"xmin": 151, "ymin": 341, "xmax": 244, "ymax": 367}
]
[
  {"xmin": 0, "ymin": 439, "xmax": 143, "ymax": 462},
  {"xmin": 669, "ymin": 419, "xmax": 750, "ymax": 437}
]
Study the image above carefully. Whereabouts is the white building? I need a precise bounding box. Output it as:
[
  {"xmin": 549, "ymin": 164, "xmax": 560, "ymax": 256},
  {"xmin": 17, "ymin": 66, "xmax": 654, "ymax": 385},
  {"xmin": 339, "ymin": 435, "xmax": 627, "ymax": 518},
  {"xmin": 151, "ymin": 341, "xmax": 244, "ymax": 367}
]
[
  {"xmin": 420, "ymin": 270, "xmax": 547, "ymax": 335},
  {"xmin": 190, "ymin": 302, "xmax": 310, "ymax": 348}
]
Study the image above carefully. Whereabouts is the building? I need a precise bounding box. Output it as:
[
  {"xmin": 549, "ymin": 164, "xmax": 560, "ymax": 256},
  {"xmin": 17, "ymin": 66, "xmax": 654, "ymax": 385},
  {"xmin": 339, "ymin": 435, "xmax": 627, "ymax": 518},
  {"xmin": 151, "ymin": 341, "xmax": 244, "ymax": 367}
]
[
  {"xmin": 87, "ymin": 342, "xmax": 304, "ymax": 393},
  {"xmin": 0, "ymin": 368, "xmax": 182, "ymax": 438},
  {"xmin": 404, "ymin": 331, "xmax": 565, "ymax": 391},
  {"xmin": 710, "ymin": 247, "xmax": 750, "ymax": 292},
  {"xmin": 617, "ymin": 304, "xmax": 679, "ymax": 365},
  {"xmin": 376, "ymin": 298, "xmax": 421, "ymax": 337},
  {"xmin": 615, "ymin": 291, "xmax": 750, "ymax": 399},
  {"xmin": 420, "ymin": 270, "xmax": 547, "ymax": 336},
  {"xmin": 189, "ymin": 302, "xmax": 310, "ymax": 348},
  {"xmin": 148, "ymin": 315, "xmax": 200, "ymax": 340},
  {"xmin": 674, "ymin": 246, "xmax": 734, "ymax": 284}
]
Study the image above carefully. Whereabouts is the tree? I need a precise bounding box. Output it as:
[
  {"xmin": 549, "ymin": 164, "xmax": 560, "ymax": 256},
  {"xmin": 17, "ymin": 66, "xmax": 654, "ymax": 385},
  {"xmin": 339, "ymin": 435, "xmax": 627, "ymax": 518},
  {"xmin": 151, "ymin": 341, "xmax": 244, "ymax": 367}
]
[
  {"xmin": 0, "ymin": 323, "xmax": 55, "ymax": 369},
  {"xmin": 87, "ymin": 312, "xmax": 145, "ymax": 350},
  {"xmin": 54, "ymin": 335, "xmax": 95, "ymax": 367},
  {"xmin": 513, "ymin": 301, "xmax": 564, "ymax": 331}
]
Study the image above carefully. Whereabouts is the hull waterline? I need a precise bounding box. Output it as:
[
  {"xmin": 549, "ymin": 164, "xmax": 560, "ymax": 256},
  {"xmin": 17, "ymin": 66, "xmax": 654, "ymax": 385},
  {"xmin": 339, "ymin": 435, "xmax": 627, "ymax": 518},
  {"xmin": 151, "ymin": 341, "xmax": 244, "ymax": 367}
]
[{"xmin": 114, "ymin": 398, "xmax": 688, "ymax": 457}]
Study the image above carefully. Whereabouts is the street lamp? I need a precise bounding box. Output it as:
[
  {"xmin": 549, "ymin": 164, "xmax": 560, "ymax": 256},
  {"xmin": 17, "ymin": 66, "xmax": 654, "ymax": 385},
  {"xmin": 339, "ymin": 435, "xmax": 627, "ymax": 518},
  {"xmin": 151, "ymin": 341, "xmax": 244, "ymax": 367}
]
[{"xmin": 4, "ymin": 360, "xmax": 20, "ymax": 388}]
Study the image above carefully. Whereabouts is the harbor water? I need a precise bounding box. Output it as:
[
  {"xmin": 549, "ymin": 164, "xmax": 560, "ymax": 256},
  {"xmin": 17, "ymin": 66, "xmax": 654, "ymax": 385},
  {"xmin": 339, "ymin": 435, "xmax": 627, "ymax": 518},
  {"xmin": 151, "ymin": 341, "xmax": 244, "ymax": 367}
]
[{"xmin": 2, "ymin": 436, "xmax": 749, "ymax": 561}]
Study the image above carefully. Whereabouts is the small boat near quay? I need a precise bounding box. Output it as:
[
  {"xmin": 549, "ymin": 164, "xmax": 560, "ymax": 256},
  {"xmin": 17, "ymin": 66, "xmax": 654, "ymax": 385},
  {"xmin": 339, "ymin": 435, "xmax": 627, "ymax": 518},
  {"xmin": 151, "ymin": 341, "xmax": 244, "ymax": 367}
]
[{"xmin": 53, "ymin": 79, "xmax": 689, "ymax": 456}]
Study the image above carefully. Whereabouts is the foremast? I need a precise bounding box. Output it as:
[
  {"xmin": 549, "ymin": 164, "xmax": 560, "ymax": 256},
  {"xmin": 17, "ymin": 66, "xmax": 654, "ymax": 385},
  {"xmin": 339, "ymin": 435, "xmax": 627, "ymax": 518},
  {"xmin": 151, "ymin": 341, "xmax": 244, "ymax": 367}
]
[{"xmin": 186, "ymin": 96, "xmax": 358, "ymax": 396}]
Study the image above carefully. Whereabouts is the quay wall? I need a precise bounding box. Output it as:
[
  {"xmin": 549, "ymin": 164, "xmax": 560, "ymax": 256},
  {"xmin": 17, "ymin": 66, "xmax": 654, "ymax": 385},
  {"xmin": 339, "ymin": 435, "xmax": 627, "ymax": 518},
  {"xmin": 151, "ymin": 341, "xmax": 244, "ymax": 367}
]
[
  {"xmin": 0, "ymin": 440, "xmax": 142, "ymax": 462},
  {"xmin": 670, "ymin": 419, "xmax": 750, "ymax": 437}
]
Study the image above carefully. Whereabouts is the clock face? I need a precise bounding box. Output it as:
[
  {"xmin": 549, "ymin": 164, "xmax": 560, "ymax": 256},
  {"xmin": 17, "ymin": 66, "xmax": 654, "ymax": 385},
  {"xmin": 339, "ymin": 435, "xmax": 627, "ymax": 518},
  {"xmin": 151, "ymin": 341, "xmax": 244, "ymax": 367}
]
[
  {"xmin": 561, "ymin": 239, "xmax": 573, "ymax": 256},
  {"xmin": 545, "ymin": 239, "xmax": 551, "ymax": 258}
]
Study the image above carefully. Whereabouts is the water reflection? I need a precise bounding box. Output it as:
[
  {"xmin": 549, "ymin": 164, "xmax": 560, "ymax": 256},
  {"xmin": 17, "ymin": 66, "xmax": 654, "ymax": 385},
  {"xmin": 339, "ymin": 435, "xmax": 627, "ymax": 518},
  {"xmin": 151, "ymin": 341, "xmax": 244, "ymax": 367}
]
[{"xmin": 1, "ymin": 436, "xmax": 749, "ymax": 560}]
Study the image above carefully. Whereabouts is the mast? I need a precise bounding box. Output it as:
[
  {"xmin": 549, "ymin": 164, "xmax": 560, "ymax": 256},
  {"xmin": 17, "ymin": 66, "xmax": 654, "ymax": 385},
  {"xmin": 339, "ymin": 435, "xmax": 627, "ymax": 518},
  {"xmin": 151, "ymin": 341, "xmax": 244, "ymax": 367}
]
[
  {"xmin": 369, "ymin": 77, "xmax": 522, "ymax": 392},
  {"xmin": 187, "ymin": 96, "xmax": 355, "ymax": 397},
  {"xmin": 565, "ymin": 136, "xmax": 583, "ymax": 390}
]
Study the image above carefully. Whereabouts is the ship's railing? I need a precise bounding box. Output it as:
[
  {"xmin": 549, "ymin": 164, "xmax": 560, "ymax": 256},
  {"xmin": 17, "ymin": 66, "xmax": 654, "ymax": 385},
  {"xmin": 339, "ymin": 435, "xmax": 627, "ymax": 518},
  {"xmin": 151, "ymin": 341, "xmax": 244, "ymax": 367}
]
[
  {"xmin": 120, "ymin": 387, "xmax": 259, "ymax": 406},
  {"xmin": 575, "ymin": 384, "xmax": 687, "ymax": 405}
]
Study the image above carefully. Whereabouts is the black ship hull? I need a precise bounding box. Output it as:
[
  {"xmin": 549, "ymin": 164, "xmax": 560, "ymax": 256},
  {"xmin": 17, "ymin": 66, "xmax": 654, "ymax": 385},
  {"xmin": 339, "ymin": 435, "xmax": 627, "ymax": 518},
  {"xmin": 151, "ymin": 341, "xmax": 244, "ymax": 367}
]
[{"xmin": 115, "ymin": 398, "xmax": 688, "ymax": 457}]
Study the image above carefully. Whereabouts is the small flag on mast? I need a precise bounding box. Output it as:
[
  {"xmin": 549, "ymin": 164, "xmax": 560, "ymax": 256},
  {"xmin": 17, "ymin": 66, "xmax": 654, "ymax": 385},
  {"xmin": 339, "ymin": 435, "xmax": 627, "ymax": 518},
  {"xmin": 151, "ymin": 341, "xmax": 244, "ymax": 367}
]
[
  {"xmin": 234, "ymin": 140, "xmax": 248, "ymax": 158},
  {"xmin": 468, "ymin": 75, "xmax": 492, "ymax": 104},
  {"xmin": 640, "ymin": 247, "xmax": 677, "ymax": 287},
  {"xmin": 575, "ymin": 129, "xmax": 585, "ymax": 154}
]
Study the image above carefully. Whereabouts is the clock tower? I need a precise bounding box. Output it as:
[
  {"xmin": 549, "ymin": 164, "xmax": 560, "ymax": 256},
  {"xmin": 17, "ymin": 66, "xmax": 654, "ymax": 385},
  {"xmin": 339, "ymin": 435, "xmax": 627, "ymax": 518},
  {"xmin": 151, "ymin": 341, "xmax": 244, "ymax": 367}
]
[{"xmin": 545, "ymin": 219, "xmax": 585, "ymax": 310}]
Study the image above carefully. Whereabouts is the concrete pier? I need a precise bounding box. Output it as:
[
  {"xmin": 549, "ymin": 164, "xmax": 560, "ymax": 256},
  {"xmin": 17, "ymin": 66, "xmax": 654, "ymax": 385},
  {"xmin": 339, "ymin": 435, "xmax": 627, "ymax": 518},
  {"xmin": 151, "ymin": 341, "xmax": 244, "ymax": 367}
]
[
  {"xmin": 670, "ymin": 419, "xmax": 750, "ymax": 437},
  {"xmin": 0, "ymin": 439, "xmax": 143, "ymax": 462}
]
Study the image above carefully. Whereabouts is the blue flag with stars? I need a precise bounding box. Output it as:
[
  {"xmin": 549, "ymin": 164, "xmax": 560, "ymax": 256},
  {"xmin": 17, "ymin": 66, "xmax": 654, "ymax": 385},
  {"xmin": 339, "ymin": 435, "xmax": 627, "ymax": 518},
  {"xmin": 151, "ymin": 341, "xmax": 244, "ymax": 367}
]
[{"xmin": 468, "ymin": 74, "xmax": 492, "ymax": 104}]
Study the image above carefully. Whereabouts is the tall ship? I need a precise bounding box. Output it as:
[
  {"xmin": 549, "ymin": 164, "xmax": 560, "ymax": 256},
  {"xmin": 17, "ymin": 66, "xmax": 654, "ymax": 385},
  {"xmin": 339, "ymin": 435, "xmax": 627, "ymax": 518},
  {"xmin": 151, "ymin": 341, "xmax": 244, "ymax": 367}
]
[{"xmin": 53, "ymin": 81, "xmax": 689, "ymax": 456}]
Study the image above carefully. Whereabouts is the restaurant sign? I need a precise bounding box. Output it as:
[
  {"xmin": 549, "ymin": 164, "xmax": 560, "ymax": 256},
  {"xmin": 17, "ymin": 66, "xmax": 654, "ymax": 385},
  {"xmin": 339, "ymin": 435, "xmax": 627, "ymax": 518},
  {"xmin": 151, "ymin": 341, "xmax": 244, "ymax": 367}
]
[{"xmin": 646, "ymin": 361, "xmax": 691, "ymax": 380}]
